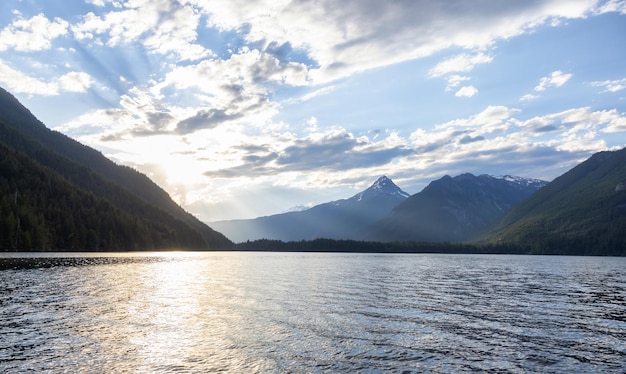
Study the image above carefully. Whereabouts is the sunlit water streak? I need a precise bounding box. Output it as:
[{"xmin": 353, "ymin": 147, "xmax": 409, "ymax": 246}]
[{"xmin": 0, "ymin": 252, "xmax": 624, "ymax": 373}]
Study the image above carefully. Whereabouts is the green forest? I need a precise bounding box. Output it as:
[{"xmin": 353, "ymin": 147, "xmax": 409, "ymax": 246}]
[
  {"xmin": 234, "ymin": 238, "xmax": 625, "ymax": 256},
  {"xmin": 0, "ymin": 87, "xmax": 232, "ymax": 251},
  {"xmin": 0, "ymin": 142, "xmax": 213, "ymax": 251}
]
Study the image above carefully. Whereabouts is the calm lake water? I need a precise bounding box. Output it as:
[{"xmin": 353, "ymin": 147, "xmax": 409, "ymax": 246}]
[{"xmin": 0, "ymin": 252, "xmax": 624, "ymax": 373}]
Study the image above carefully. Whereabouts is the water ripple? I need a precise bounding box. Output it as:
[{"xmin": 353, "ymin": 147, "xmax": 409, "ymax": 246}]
[{"xmin": 0, "ymin": 253, "xmax": 624, "ymax": 373}]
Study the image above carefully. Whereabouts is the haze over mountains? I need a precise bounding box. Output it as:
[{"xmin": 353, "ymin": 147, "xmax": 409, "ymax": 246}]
[
  {"xmin": 211, "ymin": 174, "xmax": 547, "ymax": 243},
  {"xmin": 211, "ymin": 176, "xmax": 410, "ymax": 242}
]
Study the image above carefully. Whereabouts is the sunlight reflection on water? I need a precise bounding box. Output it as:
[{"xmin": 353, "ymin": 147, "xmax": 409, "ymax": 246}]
[{"xmin": 0, "ymin": 252, "xmax": 625, "ymax": 372}]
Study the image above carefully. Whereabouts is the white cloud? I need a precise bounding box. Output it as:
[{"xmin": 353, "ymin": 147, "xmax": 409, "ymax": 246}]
[
  {"xmin": 435, "ymin": 105, "xmax": 519, "ymax": 133},
  {"xmin": 73, "ymin": 0, "xmax": 211, "ymax": 61},
  {"xmin": 85, "ymin": 0, "xmax": 122, "ymax": 6},
  {"xmin": 406, "ymin": 105, "xmax": 623, "ymax": 176},
  {"xmin": 0, "ymin": 61, "xmax": 58, "ymax": 95},
  {"xmin": 455, "ymin": 85, "xmax": 478, "ymax": 97},
  {"xmin": 444, "ymin": 75, "xmax": 471, "ymax": 91},
  {"xmin": 0, "ymin": 60, "xmax": 94, "ymax": 96},
  {"xmin": 590, "ymin": 78, "xmax": 626, "ymax": 93},
  {"xmin": 0, "ymin": 14, "xmax": 68, "ymax": 52},
  {"xmin": 534, "ymin": 70, "xmax": 573, "ymax": 91},
  {"xmin": 59, "ymin": 72, "xmax": 93, "ymax": 93},
  {"xmin": 429, "ymin": 53, "xmax": 490, "ymax": 94},
  {"xmin": 416, "ymin": 105, "xmax": 626, "ymax": 160},
  {"xmin": 152, "ymin": 48, "xmax": 308, "ymax": 132},
  {"xmin": 429, "ymin": 53, "xmax": 493, "ymax": 78},
  {"xmin": 86, "ymin": 0, "xmax": 106, "ymax": 6},
  {"xmin": 593, "ymin": 0, "xmax": 626, "ymax": 14},
  {"xmin": 520, "ymin": 93, "xmax": 539, "ymax": 101},
  {"xmin": 519, "ymin": 107, "xmax": 626, "ymax": 135},
  {"xmin": 296, "ymin": 86, "xmax": 336, "ymax": 103},
  {"xmin": 190, "ymin": 0, "xmax": 602, "ymax": 84}
]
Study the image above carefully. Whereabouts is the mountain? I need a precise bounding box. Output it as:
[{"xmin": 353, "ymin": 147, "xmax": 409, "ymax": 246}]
[
  {"xmin": 483, "ymin": 148, "xmax": 626, "ymax": 255},
  {"xmin": 0, "ymin": 86, "xmax": 232, "ymax": 251},
  {"xmin": 367, "ymin": 173, "xmax": 548, "ymax": 243},
  {"xmin": 210, "ymin": 176, "xmax": 410, "ymax": 242}
]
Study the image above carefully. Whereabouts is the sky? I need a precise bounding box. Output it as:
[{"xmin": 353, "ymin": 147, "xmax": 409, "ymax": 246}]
[{"xmin": 1, "ymin": 0, "xmax": 625, "ymax": 222}]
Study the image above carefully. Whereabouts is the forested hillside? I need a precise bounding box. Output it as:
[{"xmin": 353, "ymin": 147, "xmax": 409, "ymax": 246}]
[
  {"xmin": 483, "ymin": 148, "xmax": 626, "ymax": 256},
  {"xmin": 0, "ymin": 87, "xmax": 232, "ymax": 251}
]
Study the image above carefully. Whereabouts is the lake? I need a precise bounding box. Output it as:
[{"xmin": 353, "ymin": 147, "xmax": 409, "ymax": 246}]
[{"xmin": 0, "ymin": 252, "xmax": 624, "ymax": 372}]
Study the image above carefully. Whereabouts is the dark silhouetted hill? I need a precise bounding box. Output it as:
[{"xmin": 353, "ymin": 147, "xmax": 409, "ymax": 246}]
[{"xmin": 0, "ymin": 86, "xmax": 232, "ymax": 251}]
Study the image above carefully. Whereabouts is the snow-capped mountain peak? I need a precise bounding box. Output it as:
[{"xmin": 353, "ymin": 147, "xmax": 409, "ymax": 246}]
[{"xmin": 359, "ymin": 176, "xmax": 410, "ymax": 199}]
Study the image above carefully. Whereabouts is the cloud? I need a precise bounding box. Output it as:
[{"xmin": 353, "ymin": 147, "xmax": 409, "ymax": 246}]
[
  {"xmin": 59, "ymin": 87, "xmax": 178, "ymax": 138},
  {"xmin": 295, "ymin": 86, "xmax": 336, "ymax": 103},
  {"xmin": 60, "ymin": 81, "xmax": 271, "ymax": 139},
  {"xmin": 406, "ymin": 105, "xmax": 626, "ymax": 177},
  {"xmin": 0, "ymin": 61, "xmax": 93, "ymax": 96},
  {"xmin": 158, "ymin": 48, "xmax": 309, "ymax": 98},
  {"xmin": 459, "ymin": 135, "xmax": 486, "ymax": 144},
  {"xmin": 590, "ymin": 78, "xmax": 626, "ymax": 93},
  {"xmin": 593, "ymin": 0, "xmax": 626, "ymax": 14},
  {"xmin": 195, "ymin": 0, "xmax": 601, "ymax": 84},
  {"xmin": 0, "ymin": 14, "xmax": 68, "ymax": 52},
  {"xmin": 455, "ymin": 85, "xmax": 478, "ymax": 97},
  {"xmin": 429, "ymin": 53, "xmax": 491, "ymax": 93},
  {"xmin": 85, "ymin": 0, "xmax": 122, "ymax": 6},
  {"xmin": 0, "ymin": 61, "xmax": 58, "ymax": 95},
  {"xmin": 72, "ymin": 0, "xmax": 211, "ymax": 61},
  {"xmin": 59, "ymin": 72, "xmax": 93, "ymax": 93},
  {"xmin": 204, "ymin": 129, "xmax": 413, "ymax": 178},
  {"xmin": 534, "ymin": 70, "xmax": 573, "ymax": 91},
  {"xmin": 436, "ymin": 105, "xmax": 520, "ymax": 132},
  {"xmin": 520, "ymin": 93, "xmax": 539, "ymax": 101},
  {"xmin": 176, "ymin": 108, "xmax": 242, "ymax": 134},
  {"xmin": 429, "ymin": 53, "xmax": 493, "ymax": 78},
  {"xmin": 518, "ymin": 107, "xmax": 626, "ymax": 141},
  {"xmin": 151, "ymin": 48, "xmax": 307, "ymax": 133},
  {"xmin": 444, "ymin": 75, "xmax": 471, "ymax": 91},
  {"xmin": 85, "ymin": 0, "xmax": 106, "ymax": 6}
]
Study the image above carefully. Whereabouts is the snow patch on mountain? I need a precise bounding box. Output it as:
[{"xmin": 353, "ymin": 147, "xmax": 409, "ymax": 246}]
[
  {"xmin": 283, "ymin": 203, "xmax": 313, "ymax": 213},
  {"xmin": 490, "ymin": 174, "xmax": 548, "ymax": 188}
]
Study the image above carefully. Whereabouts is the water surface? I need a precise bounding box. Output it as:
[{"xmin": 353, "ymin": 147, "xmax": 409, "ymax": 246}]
[{"xmin": 0, "ymin": 252, "xmax": 624, "ymax": 372}]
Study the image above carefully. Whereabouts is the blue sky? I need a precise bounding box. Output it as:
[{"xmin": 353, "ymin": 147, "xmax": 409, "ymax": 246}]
[{"xmin": 1, "ymin": 0, "xmax": 625, "ymax": 221}]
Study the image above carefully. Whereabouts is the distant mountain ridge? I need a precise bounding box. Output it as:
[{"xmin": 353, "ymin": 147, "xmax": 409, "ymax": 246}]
[
  {"xmin": 366, "ymin": 173, "xmax": 548, "ymax": 243},
  {"xmin": 210, "ymin": 176, "xmax": 410, "ymax": 242},
  {"xmin": 0, "ymin": 86, "xmax": 232, "ymax": 251},
  {"xmin": 211, "ymin": 174, "xmax": 547, "ymax": 244}
]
